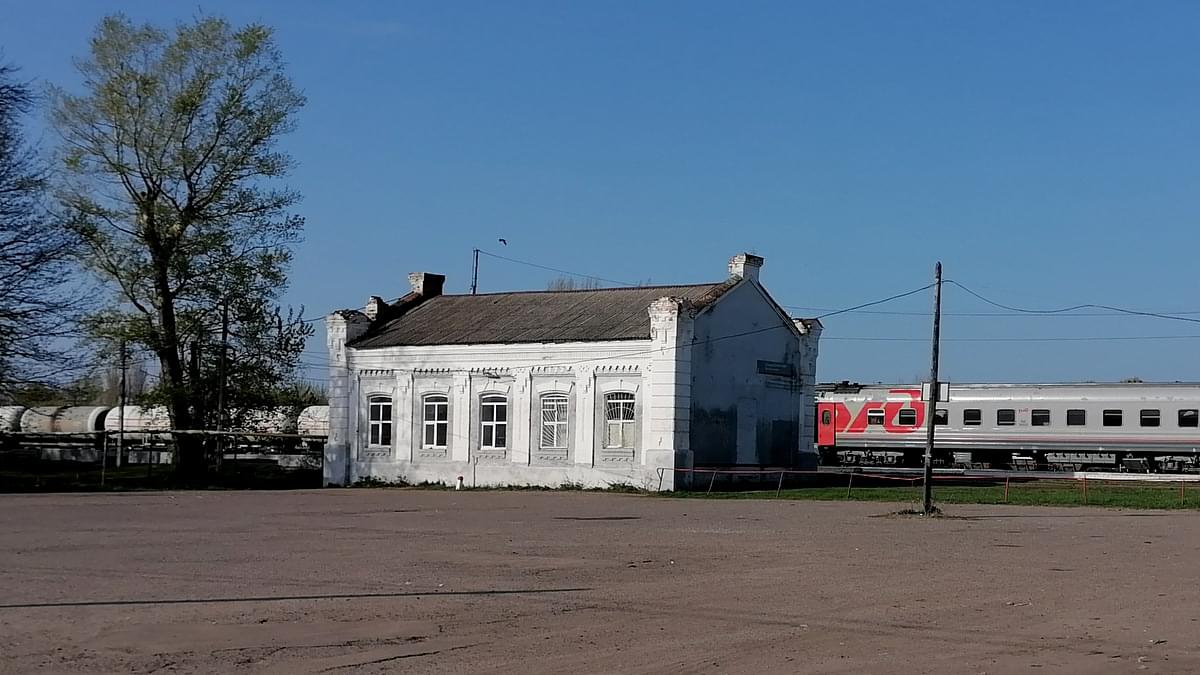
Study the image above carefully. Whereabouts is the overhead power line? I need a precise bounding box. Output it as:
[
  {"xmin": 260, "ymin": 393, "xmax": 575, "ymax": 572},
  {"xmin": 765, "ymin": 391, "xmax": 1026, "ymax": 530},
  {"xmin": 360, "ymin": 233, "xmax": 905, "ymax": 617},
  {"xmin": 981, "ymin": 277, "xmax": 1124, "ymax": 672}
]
[
  {"xmin": 824, "ymin": 334, "xmax": 1200, "ymax": 343},
  {"xmin": 810, "ymin": 284, "xmax": 934, "ymax": 320},
  {"xmin": 947, "ymin": 280, "xmax": 1200, "ymax": 326},
  {"xmin": 783, "ymin": 306, "xmax": 1200, "ymax": 318},
  {"xmin": 477, "ymin": 249, "xmax": 638, "ymax": 287}
]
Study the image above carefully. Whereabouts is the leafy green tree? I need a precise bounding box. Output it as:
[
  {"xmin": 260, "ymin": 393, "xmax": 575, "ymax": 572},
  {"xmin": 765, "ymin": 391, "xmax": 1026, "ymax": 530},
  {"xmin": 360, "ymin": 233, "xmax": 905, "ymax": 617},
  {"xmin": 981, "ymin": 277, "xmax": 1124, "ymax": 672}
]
[
  {"xmin": 50, "ymin": 15, "xmax": 310, "ymax": 476},
  {"xmin": 0, "ymin": 62, "xmax": 75, "ymax": 399}
]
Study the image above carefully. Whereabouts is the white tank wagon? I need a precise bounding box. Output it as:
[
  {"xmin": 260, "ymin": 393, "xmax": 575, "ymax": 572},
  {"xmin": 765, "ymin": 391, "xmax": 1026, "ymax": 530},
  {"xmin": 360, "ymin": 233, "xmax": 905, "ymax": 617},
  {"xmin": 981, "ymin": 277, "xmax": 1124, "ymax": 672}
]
[
  {"xmin": 104, "ymin": 405, "xmax": 172, "ymax": 442},
  {"xmin": 226, "ymin": 408, "xmax": 299, "ymax": 434},
  {"xmin": 19, "ymin": 406, "xmax": 67, "ymax": 433},
  {"xmin": 13, "ymin": 406, "xmax": 111, "ymax": 461},
  {"xmin": 816, "ymin": 382, "xmax": 1200, "ymax": 472},
  {"xmin": 19, "ymin": 406, "xmax": 112, "ymax": 433},
  {"xmin": 296, "ymin": 406, "xmax": 330, "ymax": 453},
  {"xmin": 0, "ymin": 406, "xmax": 26, "ymax": 432},
  {"xmin": 296, "ymin": 406, "xmax": 329, "ymax": 437}
]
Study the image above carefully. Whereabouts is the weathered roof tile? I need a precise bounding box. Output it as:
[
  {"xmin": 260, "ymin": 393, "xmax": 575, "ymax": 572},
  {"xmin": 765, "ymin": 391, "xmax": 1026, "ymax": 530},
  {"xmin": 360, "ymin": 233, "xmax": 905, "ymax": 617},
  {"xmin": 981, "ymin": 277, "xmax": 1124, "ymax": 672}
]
[{"xmin": 350, "ymin": 282, "xmax": 735, "ymax": 348}]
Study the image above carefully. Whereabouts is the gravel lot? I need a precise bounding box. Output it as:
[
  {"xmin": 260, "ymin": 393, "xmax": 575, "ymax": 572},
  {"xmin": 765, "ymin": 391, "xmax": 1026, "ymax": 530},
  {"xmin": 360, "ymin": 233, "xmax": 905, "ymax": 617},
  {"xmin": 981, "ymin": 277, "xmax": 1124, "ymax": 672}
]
[{"xmin": 1, "ymin": 489, "xmax": 1197, "ymax": 673}]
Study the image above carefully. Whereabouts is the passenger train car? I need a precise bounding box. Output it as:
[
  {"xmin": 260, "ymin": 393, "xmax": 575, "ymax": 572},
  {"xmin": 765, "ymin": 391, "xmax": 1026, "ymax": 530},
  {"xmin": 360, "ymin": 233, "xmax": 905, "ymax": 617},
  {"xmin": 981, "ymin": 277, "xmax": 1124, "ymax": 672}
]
[{"xmin": 816, "ymin": 382, "xmax": 1200, "ymax": 472}]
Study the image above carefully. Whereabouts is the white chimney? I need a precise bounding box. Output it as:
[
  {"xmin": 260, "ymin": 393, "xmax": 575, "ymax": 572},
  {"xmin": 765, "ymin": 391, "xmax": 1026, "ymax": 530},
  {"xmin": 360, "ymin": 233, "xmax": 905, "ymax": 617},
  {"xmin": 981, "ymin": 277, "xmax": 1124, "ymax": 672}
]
[{"xmin": 728, "ymin": 253, "xmax": 764, "ymax": 283}]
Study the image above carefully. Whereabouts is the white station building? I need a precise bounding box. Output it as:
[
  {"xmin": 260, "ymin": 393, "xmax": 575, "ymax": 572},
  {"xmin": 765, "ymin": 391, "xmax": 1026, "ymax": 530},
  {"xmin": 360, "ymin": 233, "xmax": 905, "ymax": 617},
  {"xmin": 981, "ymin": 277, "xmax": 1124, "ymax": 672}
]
[{"xmin": 323, "ymin": 253, "xmax": 820, "ymax": 490}]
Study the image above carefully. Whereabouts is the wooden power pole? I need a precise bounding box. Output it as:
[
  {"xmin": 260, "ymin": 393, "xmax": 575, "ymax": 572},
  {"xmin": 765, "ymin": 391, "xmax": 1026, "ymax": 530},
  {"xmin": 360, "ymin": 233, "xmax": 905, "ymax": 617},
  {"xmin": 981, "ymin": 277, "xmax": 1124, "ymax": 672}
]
[{"xmin": 923, "ymin": 262, "xmax": 943, "ymax": 514}]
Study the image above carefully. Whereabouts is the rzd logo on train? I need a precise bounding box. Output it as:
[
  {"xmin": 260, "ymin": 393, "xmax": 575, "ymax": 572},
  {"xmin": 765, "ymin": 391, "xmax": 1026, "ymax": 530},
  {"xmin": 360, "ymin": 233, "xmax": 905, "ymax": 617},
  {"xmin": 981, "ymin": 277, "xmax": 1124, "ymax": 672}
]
[{"xmin": 828, "ymin": 389, "xmax": 924, "ymax": 434}]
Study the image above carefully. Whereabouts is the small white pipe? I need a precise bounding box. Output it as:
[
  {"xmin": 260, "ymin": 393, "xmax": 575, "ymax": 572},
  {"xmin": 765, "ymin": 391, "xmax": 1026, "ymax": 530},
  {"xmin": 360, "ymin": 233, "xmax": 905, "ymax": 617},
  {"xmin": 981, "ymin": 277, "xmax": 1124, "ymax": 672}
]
[{"xmin": 456, "ymin": 475, "xmax": 464, "ymax": 491}]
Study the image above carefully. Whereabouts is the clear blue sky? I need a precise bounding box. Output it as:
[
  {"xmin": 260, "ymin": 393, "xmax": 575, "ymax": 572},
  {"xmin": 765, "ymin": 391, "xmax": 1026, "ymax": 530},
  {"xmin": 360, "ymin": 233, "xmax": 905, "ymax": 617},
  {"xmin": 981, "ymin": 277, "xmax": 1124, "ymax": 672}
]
[{"xmin": 5, "ymin": 1, "xmax": 1200, "ymax": 384}]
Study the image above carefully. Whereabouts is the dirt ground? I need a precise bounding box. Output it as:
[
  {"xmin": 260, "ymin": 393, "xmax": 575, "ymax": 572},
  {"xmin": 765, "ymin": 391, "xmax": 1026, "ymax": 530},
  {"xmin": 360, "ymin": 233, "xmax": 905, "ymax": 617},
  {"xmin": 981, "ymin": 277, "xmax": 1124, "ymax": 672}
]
[{"xmin": 1, "ymin": 490, "xmax": 1197, "ymax": 674}]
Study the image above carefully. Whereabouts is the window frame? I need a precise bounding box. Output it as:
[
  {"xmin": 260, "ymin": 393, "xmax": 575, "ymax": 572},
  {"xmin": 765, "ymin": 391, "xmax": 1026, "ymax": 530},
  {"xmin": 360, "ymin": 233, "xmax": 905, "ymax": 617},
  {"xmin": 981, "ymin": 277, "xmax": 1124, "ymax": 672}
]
[
  {"xmin": 368, "ymin": 395, "xmax": 393, "ymax": 447},
  {"xmin": 866, "ymin": 409, "xmax": 885, "ymax": 426},
  {"xmin": 540, "ymin": 394, "xmax": 570, "ymax": 449},
  {"xmin": 1140, "ymin": 409, "xmax": 1161, "ymax": 428},
  {"xmin": 1179, "ymin": 409, "xmax": 1199, "ymax": 428},
  {"xmin": 933, "ymin": 408, "xmax": 948, "ymax": 426},
  {"xmin": 480, "ymin": 395, "xmax": 508, "ymax": 450},
  {"xmin": 1067, "ymin": 409, "xmax": 1087, "ymax": 426},
  {"xmin": 963, "ymin": 408, "xmax": 982, "ymax": 426},
  {"xmin": 1031, "ymin": 409, "xmax": 1051, "ymax": 427},
  {"xmin": 604, "ymin": 392, "xmax": 636, "ymax": 449},
  {"xmin": 997, "ymin": 409, "xmax": 1016, "ymax": 426},
  {"xmin": 897, "ymin": 408, "xmax": 918, "ymax": 426},
  {"xmin": 1103, "ymin": 409, "xmax": 1123, "ymax": 427},
  {"xmin": 422, "ymin": 394, "xmax": 449, "ymax": 449}
]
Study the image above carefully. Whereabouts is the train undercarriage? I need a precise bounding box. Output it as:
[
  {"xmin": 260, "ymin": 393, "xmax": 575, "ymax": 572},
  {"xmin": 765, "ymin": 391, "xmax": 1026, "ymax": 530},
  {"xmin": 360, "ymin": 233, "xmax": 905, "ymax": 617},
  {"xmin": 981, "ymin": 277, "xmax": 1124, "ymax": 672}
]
[{"xmin": 822, "ymin": 447, "xmax": 1200, "ymax": 473}]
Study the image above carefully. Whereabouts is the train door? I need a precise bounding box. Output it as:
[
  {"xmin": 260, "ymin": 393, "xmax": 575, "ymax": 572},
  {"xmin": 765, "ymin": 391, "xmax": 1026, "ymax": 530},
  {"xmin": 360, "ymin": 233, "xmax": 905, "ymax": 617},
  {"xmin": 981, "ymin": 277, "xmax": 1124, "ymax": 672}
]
[{"xmin": 817, "ymin": 402, "xmax": 837, "ymax": 447}]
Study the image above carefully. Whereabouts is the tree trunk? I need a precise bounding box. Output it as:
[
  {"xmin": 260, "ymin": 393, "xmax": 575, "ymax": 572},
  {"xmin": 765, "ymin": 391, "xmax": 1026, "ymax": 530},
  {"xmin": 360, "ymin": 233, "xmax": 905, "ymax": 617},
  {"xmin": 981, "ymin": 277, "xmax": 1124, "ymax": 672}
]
[{"xmin": 153, "ymin": 261, "xmax": 204, "ymax": 479}]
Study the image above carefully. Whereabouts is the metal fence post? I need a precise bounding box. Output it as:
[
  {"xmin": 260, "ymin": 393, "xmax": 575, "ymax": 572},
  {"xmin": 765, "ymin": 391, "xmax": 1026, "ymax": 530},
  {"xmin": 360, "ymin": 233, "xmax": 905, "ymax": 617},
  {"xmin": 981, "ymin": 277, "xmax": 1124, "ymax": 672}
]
[
  {"xmin": 846, "ymin": 472, "xmax": 854, "ymax": 499},
  {"xmin": 776, "ymin": 471, "xmax": 785, "ymax": 498},
  {"xmin": 1004, "ymin": 477, "xmax": 1010, "ymax": 503},
  {"xmin": 707, "ymin": 470, "xmax": 717, "ymax": 495},
  {"xmin": 1082, "ymin": 476, "xmax": 1088, "ymax": 505}
]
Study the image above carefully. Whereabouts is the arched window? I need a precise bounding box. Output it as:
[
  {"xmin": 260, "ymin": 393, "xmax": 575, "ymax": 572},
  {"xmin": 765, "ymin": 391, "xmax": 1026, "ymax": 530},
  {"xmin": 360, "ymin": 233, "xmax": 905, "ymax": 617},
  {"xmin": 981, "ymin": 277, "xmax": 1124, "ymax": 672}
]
[
  {"xmin": 540, "ymin": 394, "xmax": 569, "ymax": 449},
  {"xmin": 480, "ymin": 395, "xmax": 507, "ymax": 449},
  {"xmin": 422, "ymin": 395, "xmax": 449, "ymax": 448},
  {"xmin": 368, "ymin": 396, "xmax": 392, "ymax": 446},
  {"xmin": 604, "ymin": 392, "xmax": 636, "ymax": 448}
]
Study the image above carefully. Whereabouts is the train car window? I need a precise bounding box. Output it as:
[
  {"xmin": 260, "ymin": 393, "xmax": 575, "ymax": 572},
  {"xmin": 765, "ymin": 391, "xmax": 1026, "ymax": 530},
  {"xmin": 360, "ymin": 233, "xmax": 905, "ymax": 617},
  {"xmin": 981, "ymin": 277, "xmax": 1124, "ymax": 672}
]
[
  {"xmin": 1067, "ymin": 409, "xmax": 1086, "ymax": 426},
  {"xmin": 898, "ymin": 408, "xmax": 917, "ymax": 425},
  {"xmin": 1179, "ymin": 409, "xmax": 1199, "ymax": 428},
  {"xmin": 997, "ymin": 409, "xmax": 1016, "ymax": 426},
  {"xmin": 963, "ymin": 409, "xmax": 981, "ymax": 426},
  {"xmin": 867, "ymin": 409, "xmax": 884, "ymax": 425},
  {"xmin": 821, "ymin": 410, "xmax": 832, "ymax": 425},
  {"xmin": 1032, "ymin": 409, "xmax": 1051, "ymax": 426},
  {"xmin": 1103, "ymin": 409, "xmax": 1123, "ymax": 427},
  {"xmin": 934, "ymin": 409, "xmax": 948, "ymax": 425},
  {"xmin": 1140, "ymin": 409, "xmax": 1161, "ymax": 427}
]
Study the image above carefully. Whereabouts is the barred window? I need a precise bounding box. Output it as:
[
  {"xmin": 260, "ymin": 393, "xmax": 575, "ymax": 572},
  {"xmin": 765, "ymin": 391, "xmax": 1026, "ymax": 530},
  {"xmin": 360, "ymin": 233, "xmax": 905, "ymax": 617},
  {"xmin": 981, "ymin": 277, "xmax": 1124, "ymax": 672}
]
[
  {"xmin": 422, "ymin": 395, "xmax": 449, "ymax": 448},
  {"xmin": 368, "ymin": 396, "xmax": 392, "ymax": 446},
  {"xmin": 540, "ymin": 395, "xmax": 569, "ymax": 449},
  {"xmin": 480, "ymin": 395, "xmax": 507, "ymax": 449},
  {"xmin": 605, "ymin": 392, "xmax": 636, "ymax": 448}
]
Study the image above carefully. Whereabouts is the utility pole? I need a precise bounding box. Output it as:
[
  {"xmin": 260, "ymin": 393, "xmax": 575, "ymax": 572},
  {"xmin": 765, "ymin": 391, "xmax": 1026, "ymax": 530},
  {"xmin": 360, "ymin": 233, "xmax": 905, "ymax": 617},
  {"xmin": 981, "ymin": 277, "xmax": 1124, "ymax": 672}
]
[
  {"xmin": 216, "ymin": 300, "xmax": 229, "ymax": 470},
  {"xmin": 117, "ymin": 338, "xmax": 126, "ymax": 470},
  {"xmin": 923, "ymin": 262, "xmax": 943, "ymax": 514},
  {"xmin": 470, "ymin": 248, "xmax": 480, "ymax": 295}
]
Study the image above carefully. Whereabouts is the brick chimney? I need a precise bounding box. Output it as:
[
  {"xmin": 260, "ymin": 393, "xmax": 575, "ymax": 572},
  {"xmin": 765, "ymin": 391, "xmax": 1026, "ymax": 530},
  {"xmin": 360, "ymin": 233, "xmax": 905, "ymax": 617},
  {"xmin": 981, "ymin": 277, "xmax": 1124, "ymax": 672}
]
[
  {"xmin": 728, "ymin": 253, "xmax": 763, "ymax": 283},
  {"xmin": 364, "ymin": 295, "xmax": 387, "ymax": 320},
  {"xmin": 408, "ymin": 272, "xmax": 445, "ymax": 297}
]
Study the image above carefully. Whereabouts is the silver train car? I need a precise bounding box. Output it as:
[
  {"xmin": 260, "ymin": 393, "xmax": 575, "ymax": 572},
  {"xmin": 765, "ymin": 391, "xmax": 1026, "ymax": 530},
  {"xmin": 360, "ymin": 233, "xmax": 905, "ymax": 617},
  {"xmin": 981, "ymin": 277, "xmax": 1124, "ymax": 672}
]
[{"xmin": 816, "ymin": 382, "xmax": 1200, "ymax": 472}]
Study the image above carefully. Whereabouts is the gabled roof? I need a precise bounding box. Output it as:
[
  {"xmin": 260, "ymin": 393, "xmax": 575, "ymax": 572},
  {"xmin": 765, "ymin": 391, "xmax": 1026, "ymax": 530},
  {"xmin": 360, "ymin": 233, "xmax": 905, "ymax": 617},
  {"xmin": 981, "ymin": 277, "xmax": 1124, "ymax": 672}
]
[{"xmin": 349, "ymin": 282, "xmax": 737, "ymax": 349}]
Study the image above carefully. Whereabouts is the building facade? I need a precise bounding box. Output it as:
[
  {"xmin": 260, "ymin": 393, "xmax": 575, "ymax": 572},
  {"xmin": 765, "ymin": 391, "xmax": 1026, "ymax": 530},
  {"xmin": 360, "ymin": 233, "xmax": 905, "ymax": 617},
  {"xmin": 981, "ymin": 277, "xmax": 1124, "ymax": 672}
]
[{"xmin": 323, "ymin": 253, "xmax": 820, "ymax": 490}]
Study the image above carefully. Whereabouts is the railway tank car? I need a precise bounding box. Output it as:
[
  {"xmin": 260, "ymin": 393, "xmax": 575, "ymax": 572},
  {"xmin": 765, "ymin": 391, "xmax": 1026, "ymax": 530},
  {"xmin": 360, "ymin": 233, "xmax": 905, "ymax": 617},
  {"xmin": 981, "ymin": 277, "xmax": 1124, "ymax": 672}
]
[{"xmin": 816, "ymin": 382, "xmax": 1200, "ymax": 472}]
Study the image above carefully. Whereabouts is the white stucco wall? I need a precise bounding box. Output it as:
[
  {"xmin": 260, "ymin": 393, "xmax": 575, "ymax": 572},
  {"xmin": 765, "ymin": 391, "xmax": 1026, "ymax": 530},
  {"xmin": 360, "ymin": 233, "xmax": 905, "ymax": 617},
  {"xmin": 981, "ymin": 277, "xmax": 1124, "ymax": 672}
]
[
  {"xmin": 324, "ymin": 335, "xmax": 683, "ymax": 490},
  {"xmin": 690, "ymin": 281, "xmax": 817, "ymax": 468}
]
